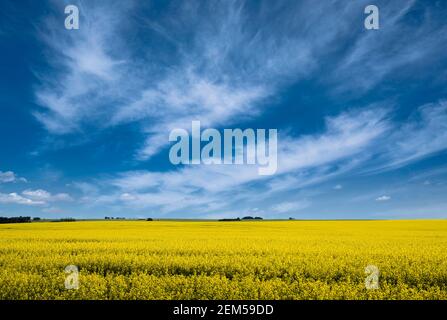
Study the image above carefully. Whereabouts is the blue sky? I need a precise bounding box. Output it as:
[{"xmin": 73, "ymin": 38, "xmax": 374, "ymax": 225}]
[{"xmin": 1, "ymin": 0, "xmax": 447, "ymax": 219}]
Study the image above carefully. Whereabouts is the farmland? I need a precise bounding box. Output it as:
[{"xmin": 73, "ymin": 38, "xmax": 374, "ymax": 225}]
[{"xmin": 0, "ymin": 220, "xmax": 446, "ymax": 300}]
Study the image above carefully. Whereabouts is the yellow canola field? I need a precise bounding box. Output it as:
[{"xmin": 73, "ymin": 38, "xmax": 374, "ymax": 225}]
[{"xmin": 0, "ymin": 220, "xmax": 446, "ymax": 300}]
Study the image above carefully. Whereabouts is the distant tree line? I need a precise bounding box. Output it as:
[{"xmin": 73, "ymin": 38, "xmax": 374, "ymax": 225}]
[
  {"xmin": 0, "ymin": 216, "xmax": 32, "ymax": 224},
  {"xmin": 0, "ymin": 217, "xmax": 79, "ymax": 224},
  {"xmin": 218, "ymin": 216, "xmax": 263, "ymax": 221}
]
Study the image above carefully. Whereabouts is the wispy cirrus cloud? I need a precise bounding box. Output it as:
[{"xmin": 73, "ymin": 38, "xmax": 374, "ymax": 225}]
[
  {"xmin": 28, "ymin": 0, "xmax": 447, "ymax": 217},
  {"xmin": 35, "ymin": 0, "xmax": 424, "ymax": 160},
  {"xmin": 34, "ymin": 1, "xmax": 446, "ymax": 161},
  {"xmin": 385, "ymin": 101, "xmax": 447, "ymax": 168},
  {"xmin": 79, "ymin": 98, "xmax": 447, "ymax": 216},
  {"xmin": 85, "ymin": 106, "xmax": 390, "ymax": 215},
  {"xmin": 330, "ymin": 0, "xmax": 447, "ymax": 94},
  {"xmin": 34, "ymin": 0, "xmax": 131, "ymax": 134},
  {"xmin": 364, "ymin": 100, "xmax": 447, "ymax": 173}
]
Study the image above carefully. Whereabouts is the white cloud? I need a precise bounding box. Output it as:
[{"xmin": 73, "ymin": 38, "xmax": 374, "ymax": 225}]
[
  {"xmin": 22, "ymin": 189, "xmax": 72, "ymax": 202},
  {"xmin": 0, "ymin": 189, "xmax": 73, "ymax": 207},
  {"xmin": 376, "ymin": 195, "xmax": 391, "ymax": 202},
  {"xmin": 0, "ymin": 193, "xmax": 45, "ymax": 206},
  {"xmin": 0, "ymin": 171, "xmax": 27, "ymax": 183},
  {"xmin": 22, "ymin": 189, "xmax": 51, "ymax": 200},
  {"xmin": 0, "ymin": 171, "xmax": 17, "ymax": 183},
  {"xmin": 334, "ymin": 184, "xmax": 343, "ymax": 190}
]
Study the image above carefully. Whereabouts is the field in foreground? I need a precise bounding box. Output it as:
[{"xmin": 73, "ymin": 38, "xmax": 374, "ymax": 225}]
[{"xmin": 0, "ymin": 220, "xmax": 446, "ymax": 300}]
